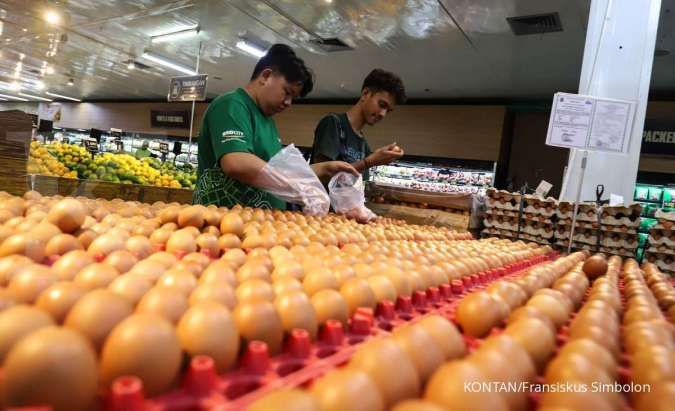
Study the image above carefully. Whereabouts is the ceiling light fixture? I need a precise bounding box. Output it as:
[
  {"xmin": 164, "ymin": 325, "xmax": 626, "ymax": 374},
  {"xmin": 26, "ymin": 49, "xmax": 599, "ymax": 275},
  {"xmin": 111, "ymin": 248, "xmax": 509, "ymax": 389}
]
[
  {"xmin": 151, "ymin": 26, "xmax": 200, "ymax": 43},
  {"xmin": 236, "ymin": 40, "xmax": 267, "ymax": 58},
  {"xmin": 46, "ymin": 91, "xmax": 81, "ymax": 102},
  {"xmin": 45, "ymin": 10, "xmax": 61, "ymax": 25},
  {"xmin": 45, "ymin": 66, "xmax": 55, "ymax": 75},
  {"xmin": 67, "ymin": 78, "xmax": 74, "ymax": 86},
  {"xmin": 127, "ymin": 61, "xmax": 136, "ymax": 70},
  {"xmin": 19, "ymin": 92, "xmax": 52, "ymax": 101},
  {"xmin": 0, "ymin": 93, "xmax": 28, "ymax": 101},
  {"xmin": 9, "ymin": 82, "xmax": 21, "ymax": 91},
  {"xmin": 35, "ymin": 81, "xmax": 45, "ymax": 90},
  {"xmin": 0, "ymin": 97, "xmax": 7, "ymax": 101},
  {"xmin": 141, "ymin": 51, "xmax": 197, "ymax": 75}
]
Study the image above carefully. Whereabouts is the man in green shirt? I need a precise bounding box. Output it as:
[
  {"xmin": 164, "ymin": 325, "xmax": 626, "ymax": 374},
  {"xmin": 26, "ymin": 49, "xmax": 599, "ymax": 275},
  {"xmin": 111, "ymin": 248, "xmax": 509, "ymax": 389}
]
[
  {"xmin": 194, "ymin": 44, "xmax": 356, "ymax": 209},
  {"xmin": 310, "ymin": 69, "xmax": 407, "ymax": 180}
]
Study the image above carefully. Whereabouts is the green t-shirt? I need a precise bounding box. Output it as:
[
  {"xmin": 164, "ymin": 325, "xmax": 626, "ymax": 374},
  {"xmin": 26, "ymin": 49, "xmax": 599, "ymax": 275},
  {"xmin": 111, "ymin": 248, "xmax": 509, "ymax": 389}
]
[
  {"xmin": 193, "ymin": 88, "xmax": 285, "ymax": 209},
  {"xmin": 310, "ymin": 113, "xmax": 373, "ymax": 181}
]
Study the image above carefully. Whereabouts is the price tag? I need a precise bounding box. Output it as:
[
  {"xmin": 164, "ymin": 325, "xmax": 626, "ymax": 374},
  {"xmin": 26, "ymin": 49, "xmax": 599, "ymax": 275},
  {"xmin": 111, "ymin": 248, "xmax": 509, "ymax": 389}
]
[
  {"xmin": 115, "ymin": 140, "xmax": 124, "ymax": 151},
  {"xmin": 159, "ymin": 142, "xmax": 170, "ymax": 154},
  {"xmin": 83, "ymin": 139, "xmax": 98, "ymax": 153},
  {"xmin": 535, "ymin": 180, "xmax": 553, "ymax": 197}
]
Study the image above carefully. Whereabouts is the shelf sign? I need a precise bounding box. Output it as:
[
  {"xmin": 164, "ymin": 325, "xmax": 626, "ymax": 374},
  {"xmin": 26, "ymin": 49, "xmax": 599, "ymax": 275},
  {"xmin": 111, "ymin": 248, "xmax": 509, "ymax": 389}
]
[
  {"xmin": 159, "ymin": 142, "xmax": 170, "ymax": 154},
  {"xmin": 110, "ymin": 128, "xmax": 123, "ymax": 139},
  {"xmin": 150, "ymin": 110, "xmax": 190, "ymax": 129},
  {"xmin": 642, "ymin": 119, "xmax": 675, "ymax": 156},
  {"xmin": 546, "ymin": 92, "xmax": 636, "ymax": 154},
  {"xmin": 168, "ymin": 74, "xmax": 208, "ymax": 102},
  {"xmin": 114, "ymin": 140, "xmax": 124, "ymax": 151},
  {"xmin": 83, "ymin": 139, "xmax": 98, "ymax": 153}
]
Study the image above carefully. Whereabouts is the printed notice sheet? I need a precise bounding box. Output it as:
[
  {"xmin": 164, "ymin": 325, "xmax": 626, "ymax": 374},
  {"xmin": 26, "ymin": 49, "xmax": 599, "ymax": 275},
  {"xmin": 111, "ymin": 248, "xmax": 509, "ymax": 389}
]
[{"xmin": 546, "ymin": 92, "xmax": 635, "ymax": 154}]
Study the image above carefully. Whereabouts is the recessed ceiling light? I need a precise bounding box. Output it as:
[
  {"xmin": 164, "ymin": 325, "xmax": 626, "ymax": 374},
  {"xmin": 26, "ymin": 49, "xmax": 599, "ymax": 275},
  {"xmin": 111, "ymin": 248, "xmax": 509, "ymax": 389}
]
[
  {"xmin": 141, "ymin": 52, "xmax": 197, "ymax": 75},
  {"xmin": 151, "ymin": 26, "xmax": 200, "ymax": 43},
  {"xmin": 46, "ymin": 91, "xmax": 81, "ymax": 102},
  {"xmin": 236, "ymin": 40, "xmax": 267, "ymax": 58},
  {"xmin": 45, "ymin": 10, "xmax": 60, "ymax": 25},
  {"xmin": 45, "ymin": 66, "xmax": 55, "ymax": 75},
  {"xmin": 0, "ymin": 93, "xmax": 28, "ymax": 101},
  {"xmin": 67, "ymin": 78, "xmax": 74, "ymax": 86},
  {"xmin": 35, "ymin": 81, "xmax": 45, "ymax": 90},
  {"xmin": 9, "ymin": 82, "xmax": 21, "ymax": 91},
  {"xmin": 127, "ymin": 61, "xmax": 136, "ymax": 70},
  {"xmin": 19, "ymin": 92, "xmax": 52, "ymax": 101}
]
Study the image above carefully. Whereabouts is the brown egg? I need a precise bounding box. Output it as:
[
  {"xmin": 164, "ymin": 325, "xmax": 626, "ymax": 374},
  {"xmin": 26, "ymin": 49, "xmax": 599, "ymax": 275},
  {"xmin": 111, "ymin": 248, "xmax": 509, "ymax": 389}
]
[
  {"xmin": 367, "ymin": 275, "xmax": 398, "ymax": 303},
  {"xmin": 381, "ymin": 267, "xmax": 413, "ymax": 298},
  {"xmin": 234, "ymin": 300, "xmax": 284, "ymax": 354},
  {"xmin": 35, "ymin": 281, "xmax": 86, "ymax": 323},
  {"xmin": 182, "ymin": 252, "xmax": 211, "ymax": 271},
  {"xmin": 272, "ymin": 260, "xmax": 305, "ymax": 280},
  {"xmin": 65, "ymin": 289, "xmax": 133, "ymax": 350},
  {"xmin": 569, "ymin": 324, "xmax": 620, "ymax": 357},
  {"xmin": 100, "ymin": 314, "xmax": 182, "ymax": 396},
  {"xmin": 177, "ymin": 301, "xmax": 240, "ymax": 373},
  {"xmin": 248, "ymin": 389, "xmax": 320, "ymax": 411},
  {"xmin": 1, "ymin": 327, "xmax": 98, "ymax": 411},
  {"xmin": 8, "ymin": 264, "xmax": 56, "ymax": 303},
  {"xmin": 237, "ymin": 261, "xmax": 271, "ymax": 283},
  {"xmin": 0, "ymin": 254, "xmax": 34, "ymax": 286},
  {"xmin": 50, "ymin": 250, "xmax": 93, "ymax": 281},
  {"xmin": 349, "ymin": 337, "xmax": 420, "ymax": 406},
  {"xmin": 126, "ymin": 235, "xmax": 153, "ymax": 259},
  {"xmin": 582, "ymin": 255, "xmax": 608, "ymax": 279},
  {"xmin": 311, "ymin": 289, "xmax": 349, "ymax": 326},
  {"xmin": 417, "ymin": 315, "xmax": 466, "ymax": 360},
  {"xmin": 201, "ymin": 261, "xmax": 237, "ymax": 287},
  {"xmin": 391, "ymin": 400, "xmax": 444, "ymax": 411},
  {"xmin": 108, "ymin": 274, "xmax": 152, "ymax": 306},
  {"xmin": 340, "ymin": 278, "xmax": 376, "ymax": 315},
  {"xmin": 128, "ymin": 259, "xmax": 168, "ymax": 283},
  {"xmin": 166, "ymin": 229, "xmax": 197, "ymax": 254},
  {"xmin": 557, "ymin": 338, "xmax": 617, "ymax": 378},
  {"xmin": 218, "ymin": 233, "xmax": 242, "ymax": 252},
  {"xmin": 222, "ymin": 248, "xmax": 247, "ymax": 269},
  {"xmin": 303, "ymin": 268, "xmax": 340, "ymax": 296},
  {"xmin": 0, "ymin": 305, "xmax": 54, "ymax": 362},
  {"xmin": 468, "ymin": 335, "xmax": 535, "ymax": 411},
  {"xmin": 274, "ymin": 291, "xmax": 318, "ymax": 340},
  {"xmin": 393, "ymin": 324, "xmax": 445, "ymax": 383},
  {"xmin": 631, "ymin": 346, "xmax": 675, "ymax": 387},
  {"xmin": 310, "ymin": 368, "xmax": 384, "ymax": 411},
  {"xmin": 74, "ymin": 263, "xmax": 119, "ymax": 290},
  {"xmin": 46, "ymin": 199, "xmax": 86, "ymax": 233},
  {"xmin": 103, "ymin": 250, "xmax": 138, "ymax": 274},
  {"xmin": 150, "ymin": 229, "xmax": 172, "ymax": 246},
  {"xmin": 136, "ymin": 286, "xmax": 188, "ymax": 324},
  {"xmin": 504, "ymin": 317, "xmax": 556, "ymax": 372},
  {"xmin": 0, "ymin": 288, "xmax": 16, "ymax": 311},
  {"xmin": 220, "ymin": 213, "xmax": 244, "ymax": 237},
  {"xmin": 635, "ymin": 381, "xmax": 675, "ymax": 411},
  {"xmin": 273, "ymin": 277, "xmax": 304, "ymax": 296},
  {"xmin": 424, "ymin": 361, "xmax": 508, "ymax": 411},
  {"xmin": 236, "ymin": 279, "xmax": 275, "ymax": 303},
  {"xmin": 0, "ymin": 233, "xmax": 46, "ymax": 262},
  {"xmin": 526, "ymin": 294, "xmax": 570, "ymax": 328},
  {"xmin": 87, "ymin": 234, "xmax": 125, "ymax": 258},
  {"xmin": 545, "ymin": 351, "xmax": 613, "ymax": 386},
  {"xmin": 189, "ymin": 283, "xmax": 237, "ymax": 310},
  {"xmin": 506, "ymin": 305, "xmax": 557, "ymax": 333},
  {"xmin": 157, "ymin": 270, "xmax": 197, "ymax": 295},
  {"xmin": 456, "ymin": 292, "xmax": 503, "ymax": 337},
  {"xmin": 45, "ymin": 234, "xmax": 83, "ymax": 256},
  {"xmin": 540, "ymin": 390, "xmax": 614, "ymax": 411},
  {"xmin": 177, "ymin": 206, "xmax": 205, "ymax": 229},
  {"xmin": 534, "ymin": 288, "xmax": 574, "ymax": 313}
]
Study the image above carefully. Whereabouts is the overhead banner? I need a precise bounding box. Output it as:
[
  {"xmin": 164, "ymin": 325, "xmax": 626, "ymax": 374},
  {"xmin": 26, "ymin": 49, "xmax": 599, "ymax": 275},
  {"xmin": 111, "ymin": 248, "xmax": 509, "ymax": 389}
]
[
  {"xmin": 642, "ymin": 119, "xmax": 675, "ymax": 156},
  {"xmin": 168, "ymin": 74, "xmax": 208, "ymax": 102},
  {"xmin": 150, "ymin": 110, "xmax": 190, "ymax": 129}
]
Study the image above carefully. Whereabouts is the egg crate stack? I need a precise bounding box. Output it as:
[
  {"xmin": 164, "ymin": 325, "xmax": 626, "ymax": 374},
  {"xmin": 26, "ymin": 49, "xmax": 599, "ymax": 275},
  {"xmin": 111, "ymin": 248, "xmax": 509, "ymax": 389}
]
[
  {"xmin": 597, "ymin": 204, "xmax": 641, "ymax": 258},
  {"xmin": 484, "ymin": 188, "xmax": 521, "ymax": 212},
  {"xmin": 482, "ymin": 214, "xmax": 519, "ymax": 240},
  {"xmin": 482, "ymin": 190, "xmax": 556, "ymax": 245},
  {"xmin": 644, "ymin": 209, "xmax": 675, "ymax": 275}
]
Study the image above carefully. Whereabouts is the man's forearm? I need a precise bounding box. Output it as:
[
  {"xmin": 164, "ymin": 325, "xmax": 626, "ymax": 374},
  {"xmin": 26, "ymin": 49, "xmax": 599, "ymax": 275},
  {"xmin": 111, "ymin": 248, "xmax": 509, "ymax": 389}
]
[
  {"xmin": 352, "ymin": 158, "xmax": 369, "ymax": 173},
  {"xmin": 220, "ymin": 152, "xmax": 267, "ymax": 187}
]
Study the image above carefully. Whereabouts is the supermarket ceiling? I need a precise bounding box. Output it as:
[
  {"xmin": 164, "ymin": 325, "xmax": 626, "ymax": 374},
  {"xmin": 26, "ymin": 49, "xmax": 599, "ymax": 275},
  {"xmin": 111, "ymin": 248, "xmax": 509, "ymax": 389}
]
[{"xmin": 0, "ymin": 0, "xmax": 673, "ymax": 102}]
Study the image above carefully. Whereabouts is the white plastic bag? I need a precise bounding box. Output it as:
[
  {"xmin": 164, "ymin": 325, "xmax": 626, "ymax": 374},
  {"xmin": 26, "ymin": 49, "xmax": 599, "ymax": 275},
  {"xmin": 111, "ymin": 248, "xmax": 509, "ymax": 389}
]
[
  {"xmin": 255, "ymin": 144, "xmax": 330, "ymax": 216},
  {"xmin": 328, "ymin": 172, "xmax": 377, "ymax": 223}
]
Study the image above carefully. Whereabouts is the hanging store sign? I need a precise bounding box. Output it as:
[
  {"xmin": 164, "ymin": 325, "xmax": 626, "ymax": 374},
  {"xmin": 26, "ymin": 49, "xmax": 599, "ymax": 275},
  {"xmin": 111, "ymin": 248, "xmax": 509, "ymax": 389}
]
[
  {"xmin": 546, "ymin": 92, "xmax": 636, "ymax": 154},
  {"xmin": 168, "ymin": 74, "xmax": 208, "ymax": 102},
  {"xmin": 641, "ymin": 120, "xmax": 675, "ymax": 156},
  {"xmin": 150, "ymin": 110, "xmax": 190, "ymax": 129},
  {"xmin": 158, "ymin": 142, "xmax": 170, "ymax": 154},
  {"xmin": 110, "ymin": 128, "xmax": 123, "ymax": 139},
  {"xmin": 83, "ymin": 139, "xmax": 98, "ymax": 153}
]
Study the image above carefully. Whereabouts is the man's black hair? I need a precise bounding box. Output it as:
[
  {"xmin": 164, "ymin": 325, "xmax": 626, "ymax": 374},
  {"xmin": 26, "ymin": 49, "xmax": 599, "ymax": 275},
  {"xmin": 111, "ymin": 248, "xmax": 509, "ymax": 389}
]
[
  {"xmin": 250, "ymin": 44, "xmax": 314, "ymax": 98},
  {"xmin": 361, "ymin": 69, "xmax": 407, "ymax": 105}
]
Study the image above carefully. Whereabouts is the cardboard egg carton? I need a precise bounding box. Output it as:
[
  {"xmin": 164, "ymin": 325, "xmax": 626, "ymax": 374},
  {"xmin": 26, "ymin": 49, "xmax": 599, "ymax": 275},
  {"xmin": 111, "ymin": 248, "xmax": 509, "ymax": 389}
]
[
  {"xmin": 571, "ymin": 229, "xmax": 599, "ymax": 245},
  {"xmin": 485, "ymin": 189, "xmax": 521, "ymax": 211},
  {"xmin": 646, "ymin": 244, "xmax": 675, "ymax": 256},
  {"xmin": 522, "ymin": 222, "xmax": 555, "ymax": 239},
  {"xmin": 556, "ymin": 202, "xmax": 598, "ymax": 222},
  {"xmin": 485, "ymin": 208, "xmax": 519, "ymax": 218},
  {"xmin": 483, "ymin": 215, "xmax": 518, "ymax": 231},
  {"xmin": 644, "ymin": 252, "xmax": 675, "ymax": 274},
  {"xmin": 598, "ymin": 246, "xmax": 637, "ymax": 258},
  {"xmin": 600, "ymin": 204, "xmax": 642, "ymax": 227},
  {"xmin": 652, "ymin": 210, "xmax": 675, "ymax": 230},
  {"xmin": 600, "ymin": 225, "xmax": 637, "ymax": 235},
  {"xmin": 522, "ymin": 213, "xmax": 554, "ymax": 224},
  {"xmin": 520, "ymin": 233, "xmax": 553, "ymax": 245},
  {"xmin": 648, "ymin": 229, "xmax": 675, "ymax": 247},
  {"xmin": 522, "ymin": 195, "xmax": 558, "ymax": 217},
  {"xmin": 556, "ymin": 219, "xmax": 600, "ymax": 230},
  {"xmin": 600, "ymin": 232, "xmax": 638, "ymax": 249}
]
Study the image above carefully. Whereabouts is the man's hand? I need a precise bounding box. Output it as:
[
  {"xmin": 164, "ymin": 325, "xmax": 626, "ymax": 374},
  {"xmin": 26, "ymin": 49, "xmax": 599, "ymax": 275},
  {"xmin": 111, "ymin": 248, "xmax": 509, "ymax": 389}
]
[
  {"xmin": 366, "ymin": 142, "xmax": 404, "ymax": 167},
  {"xmin": 311, "ymin": 161, "xmax": 359, "ymax": 182}
]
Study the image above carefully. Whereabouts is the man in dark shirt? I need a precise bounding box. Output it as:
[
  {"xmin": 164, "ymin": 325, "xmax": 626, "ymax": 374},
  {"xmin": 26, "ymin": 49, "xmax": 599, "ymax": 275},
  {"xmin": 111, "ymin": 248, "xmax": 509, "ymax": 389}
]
[{"xmin": 310, "ymin": 69, "xmax": 407, "ymax": 180}]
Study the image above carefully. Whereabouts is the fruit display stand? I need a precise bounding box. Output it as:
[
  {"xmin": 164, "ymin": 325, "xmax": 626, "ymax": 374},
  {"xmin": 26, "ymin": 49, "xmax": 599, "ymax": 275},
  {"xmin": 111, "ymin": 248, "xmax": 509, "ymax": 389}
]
[
  {"xmin": 0, "ymin": 110, "xmax": 31, "ymax": 198},
  {"xmin": 367, "ymin": 184, "xmax": 476, "ymax": 232}
]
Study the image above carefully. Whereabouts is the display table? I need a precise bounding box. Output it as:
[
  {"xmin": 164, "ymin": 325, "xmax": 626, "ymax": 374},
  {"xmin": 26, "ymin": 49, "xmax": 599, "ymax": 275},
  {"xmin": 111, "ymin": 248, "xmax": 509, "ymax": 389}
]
[{"xmin": 368, "ymin": 202, "xmax": 470, "ymax": 231}]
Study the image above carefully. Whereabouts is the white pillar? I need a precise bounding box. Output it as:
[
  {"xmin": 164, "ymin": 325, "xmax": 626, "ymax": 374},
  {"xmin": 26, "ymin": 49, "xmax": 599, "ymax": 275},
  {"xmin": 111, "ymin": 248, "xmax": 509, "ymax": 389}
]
[{"xmin": 560, "ymin": 0, "xmax": 662, "ymax": 202}]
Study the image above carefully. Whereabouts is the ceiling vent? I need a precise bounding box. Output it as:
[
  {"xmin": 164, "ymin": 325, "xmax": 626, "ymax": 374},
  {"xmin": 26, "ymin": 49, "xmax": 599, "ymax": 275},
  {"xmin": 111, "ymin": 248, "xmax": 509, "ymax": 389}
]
[
  {"xmin": 507, "ymin": 12, "xmax": 563, "ymax": 36},
  {"xmin": 310, "ymin": 37, "xmax": 353, "ymax": 52}
]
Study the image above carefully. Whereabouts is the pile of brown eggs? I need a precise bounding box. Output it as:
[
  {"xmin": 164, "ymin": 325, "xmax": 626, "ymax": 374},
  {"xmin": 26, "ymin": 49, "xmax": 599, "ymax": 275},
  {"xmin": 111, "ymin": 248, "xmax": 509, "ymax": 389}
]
[
  {"xmin": 0, "ymin": 191, "xmax": 550, "ymax": 410},
  {"xmin": 249, "ymin": 253, "xmax": 675, "ymax": 411}
]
